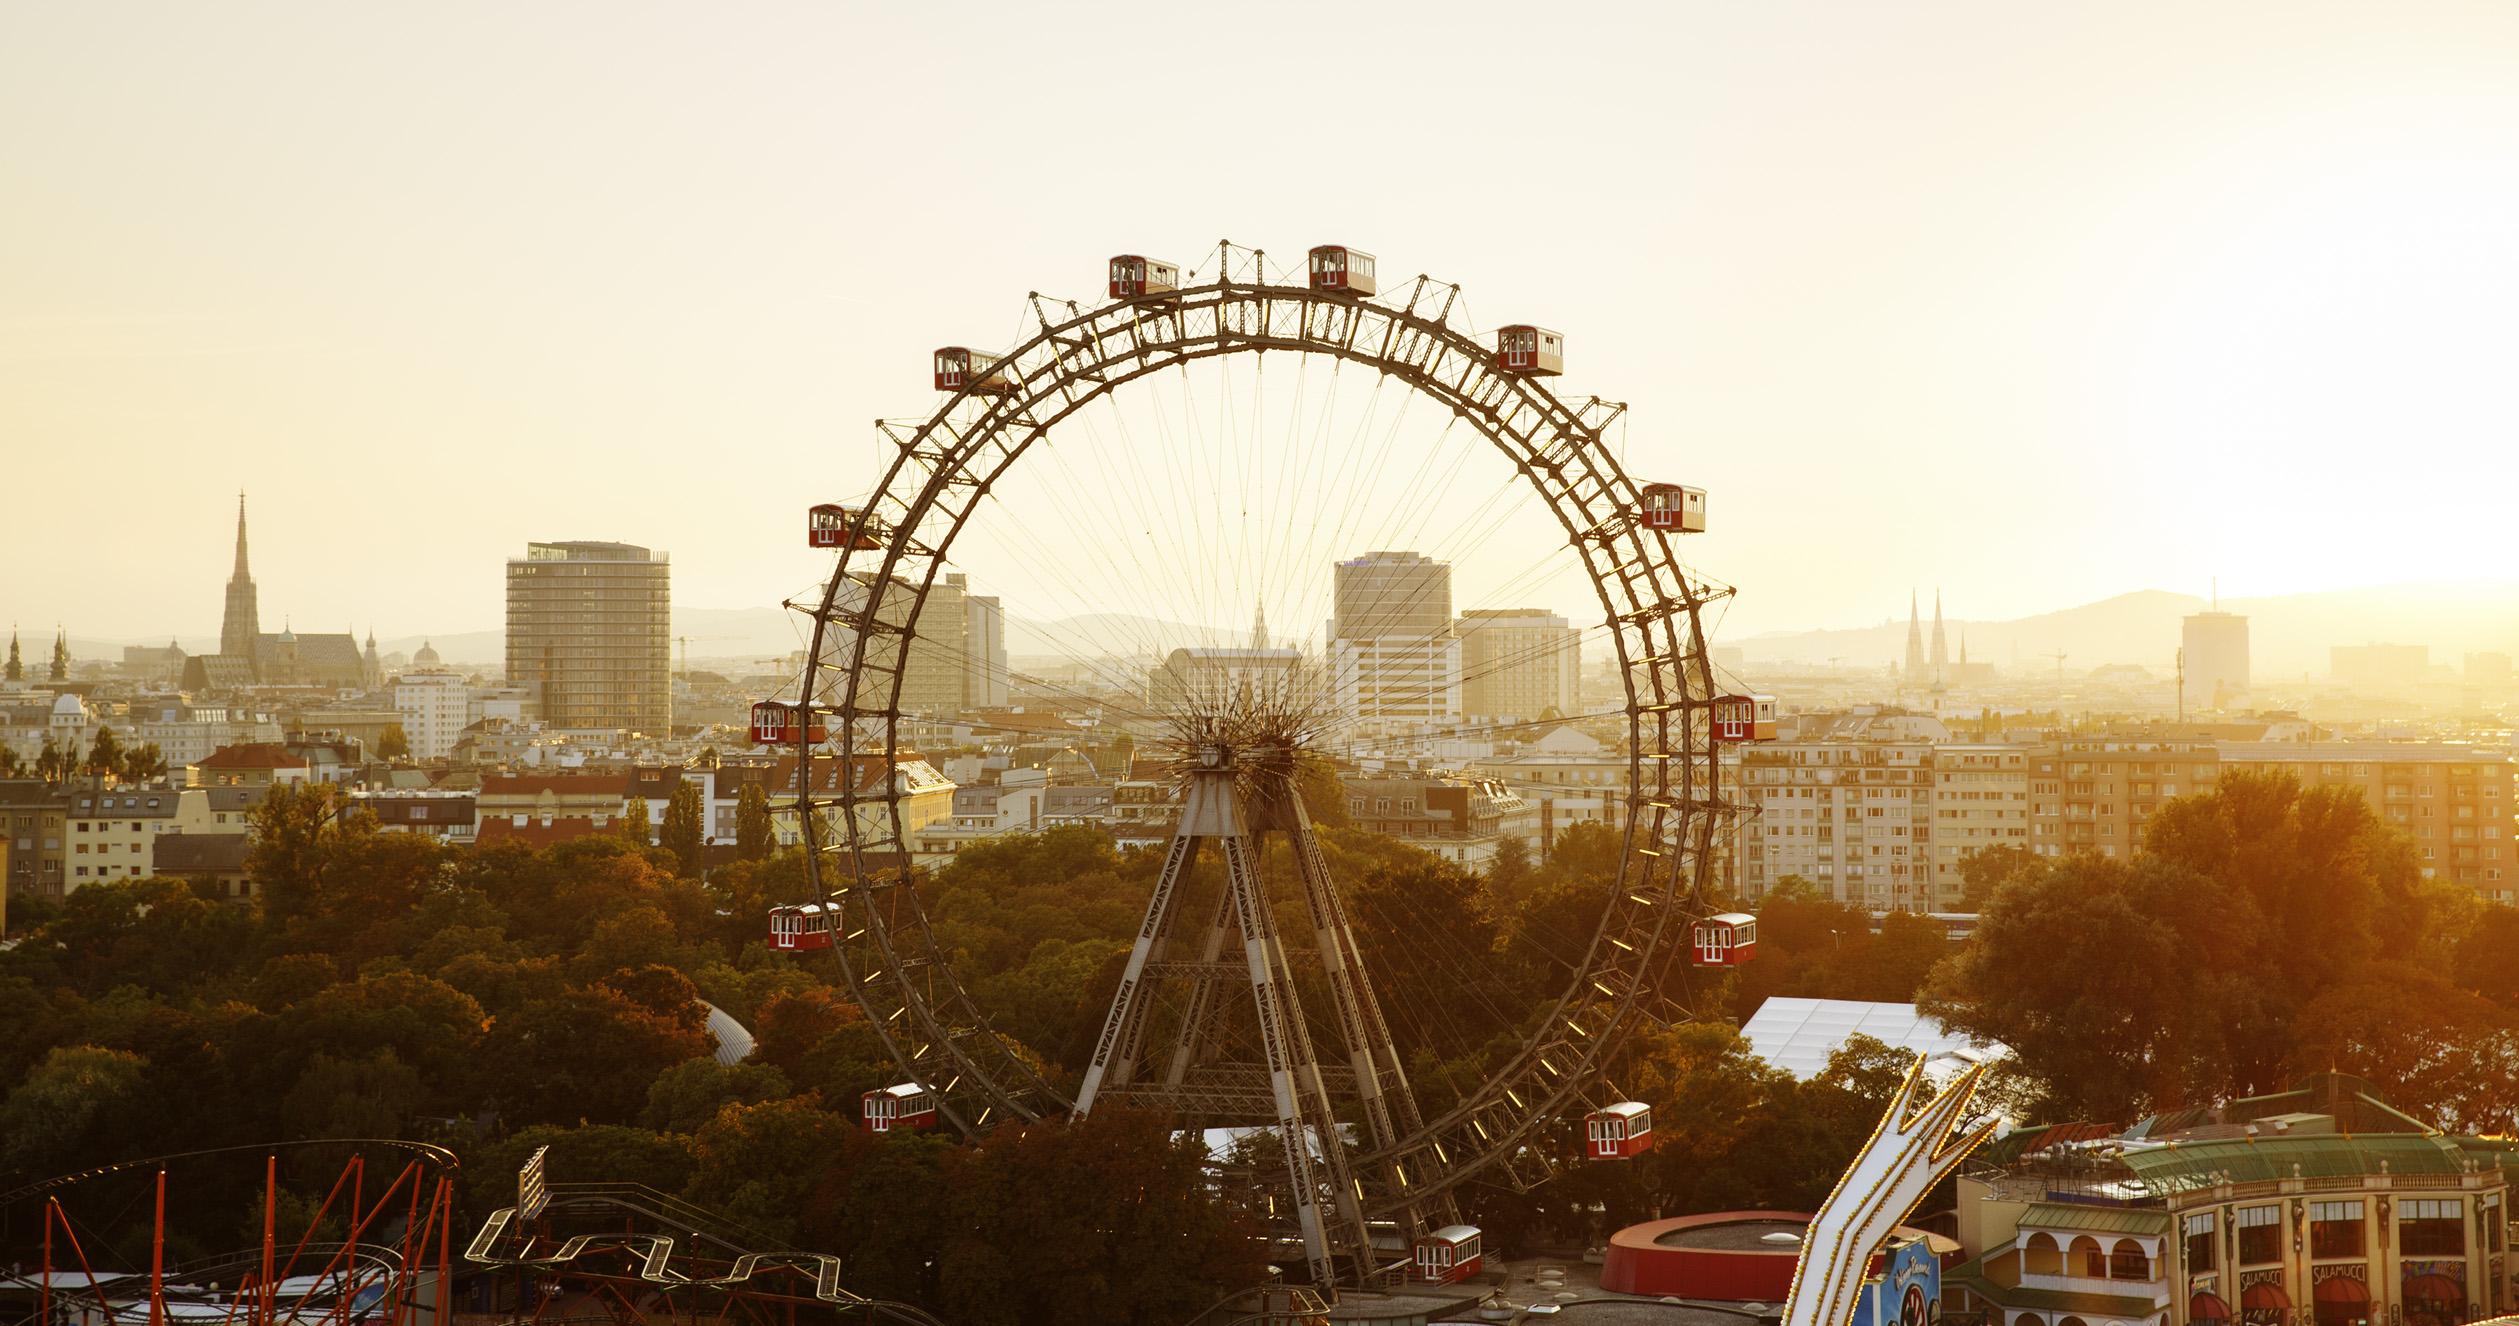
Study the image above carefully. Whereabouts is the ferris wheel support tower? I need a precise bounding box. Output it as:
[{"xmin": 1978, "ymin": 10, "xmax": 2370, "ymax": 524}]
[{"xmin": 1076, "ymin": 733, "xmax": 1447, "ymax": 1286}]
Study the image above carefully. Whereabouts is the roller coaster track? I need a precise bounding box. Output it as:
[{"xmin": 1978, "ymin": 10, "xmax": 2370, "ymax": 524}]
[{"xmin": 462, "ymin": 1185, "xmax": 945, "ymax": 1326}]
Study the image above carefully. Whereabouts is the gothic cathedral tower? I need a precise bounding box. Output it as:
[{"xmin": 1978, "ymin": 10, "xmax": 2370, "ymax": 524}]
[{"xmin": 221, "ymin": 492, "xmax": 261, "ymax": 665}]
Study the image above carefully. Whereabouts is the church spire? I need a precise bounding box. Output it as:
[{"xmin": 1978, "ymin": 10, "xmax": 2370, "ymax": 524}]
[
  {"xmin": 1903, "ymin": 589, "xmax": 1926, "ymax": 680},
  {"xmin": 220, "ymin": 491, "xmax": 262, "ymax": 664},
  {"xmin": 1929, "ymin": 588, "xmax": 1949, "ymax": 688},
  {"xmin": 5, "ymin": 625, "xmax": 20, "ymax": 683},
  {"xmin": 1252, "ymin": 598, "xmax": 1270, "ymax": 651}
]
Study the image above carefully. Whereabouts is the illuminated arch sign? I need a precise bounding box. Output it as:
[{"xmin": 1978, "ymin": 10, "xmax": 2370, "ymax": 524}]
[{"xmin": 1784, "ymin": 1056, "xmax": 1994, "ymax": 1326}]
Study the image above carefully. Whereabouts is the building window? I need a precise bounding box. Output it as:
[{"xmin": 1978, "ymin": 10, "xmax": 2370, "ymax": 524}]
[
  {"xmin": 2310, "ymin": 1201, "xmax": 2365, "ymax": 1258},
  {"xmin": 2237, "ymin": 1205, "xmax": 2282, "ymax": 1265},
  {"xmin": 2185, "ymin": 1213, "xmax": 2217, "ymax": 1272},
  {"xmin": 2108, "ymin": 1239, "xmax": 2149, "ymax": 1280},
  {"xmin": 2400, "ymin": 1200, "xmax": 2464, "ymax": 1256}
]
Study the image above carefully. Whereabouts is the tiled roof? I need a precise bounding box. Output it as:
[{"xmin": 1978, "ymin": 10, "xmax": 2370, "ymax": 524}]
[
  {"xmin": 2120, "ymin": 1134, "xmax": 2515, "ymax": 1193},
  {"xmin": 2019, "ymin": 1202, "xmax": 2171, "ymax": 1236},
  {"xmin": 480, "ymin": 773, "xmax": 630, "ymax": 796},
  {"xmin": 196, "ymin": 743, "xmax": 308, "ymax": 769}
]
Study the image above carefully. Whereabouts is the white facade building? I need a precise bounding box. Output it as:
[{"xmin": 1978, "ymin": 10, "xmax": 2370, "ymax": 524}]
[{"xmin": 394, "ymin": 670, "xmax": 471, "ymax": 760}]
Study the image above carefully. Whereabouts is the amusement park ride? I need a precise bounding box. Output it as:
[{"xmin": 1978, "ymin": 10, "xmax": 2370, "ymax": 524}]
[{"xmin": 750, "ymin": 240, "xmax": 1790, "ymax": 1296}]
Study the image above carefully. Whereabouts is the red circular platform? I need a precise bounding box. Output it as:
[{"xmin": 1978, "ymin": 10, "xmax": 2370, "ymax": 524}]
[{"xmin": 1600, "ymin": 1209, "xmax": 1938, "ymax": 1301}]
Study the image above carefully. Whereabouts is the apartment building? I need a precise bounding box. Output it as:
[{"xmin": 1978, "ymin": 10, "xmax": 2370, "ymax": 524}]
[
  {"xmin": 2027, "ymin": 739, "xmax": 2219, "ymax": 861},
  {"xmin": 66, "ymin": 781, "xmax": 184, "ymax": 888},
  {"xmin": 2217, "ymin": 742, "xmax": 2513, "ymax": 900},
  {"xmin": 1344, "ymin": 772, "xmax": 1538, "ymax": 869},
  {"xmin": 1737, "ymin": 738, "xmax": 1939, "ymax": 909},
  {"xmin": 1927, "ymin": 743, "xmax": 2034, "ymax": 899},
  {"xmin": 0, "ymin": 779, "xmax": 66, "ymax": 901}
]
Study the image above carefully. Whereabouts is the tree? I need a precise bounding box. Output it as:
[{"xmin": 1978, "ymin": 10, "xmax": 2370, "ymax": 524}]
[
  {"xmin": 1921, "ymin": 852, "xmax": 2264, "ymax": 1118},
  {"xmin": 620, "ymin": 795, "xmax": 652, "ymax": 845},
  {"xmin": 735, "ymin": 783, "xmax": 774, "ymax": 861},
  {"xmin": 685, "ymin": 1095, "xmax": 865, "ymax": 1247},
  {"xmin": 0, "ymin": 744, "xmax": 23, "ymax": 779},
  {"xmin": 0, "ymin": 1045, "xmax": 152, "ymax": 1173},
  {"xmin": 487, "ymin": 984, "xmax": 712, "ymax": 1126},
  {"xmin": 247, "ymin": 781, "xmax": 375, "ymax": 928},
  {"xmin": 377, "ymin": 723, "xmax": 410, "ymax": 761},
  {"xmin": 34, "ymin": 737, "xmax": 74, "ymax": 785},
  {"xmin": 116, "ymin": 742, "xmax": 167, "ymax": 784},
  {"xmin": 641, "ymin": 1056, "xmax": 793, "ymax": 1132},
  {"xmin": 1347, "ymin": 855, "xmax": 1504, "ymax": 1057},
  {"xmin": 1485, "ymin": 834, "xmax": 1536, "ymax": 905},
  {"xmin": 83, "ymin": 725, "xmax": 123, "ymax": 779},
  {"xmin": 933, "ymin": 1107, "xmax": 1267, "ymax": 1326},
  {"xmin": 2286, "ymin": 962, "xmax": 2519, "ymax": 1134},
  {"xmin": 1956, "ymin": 843, "xmax": 2047, "ymax": 911},
  {"xmin": 661, "ymin": 781, "xmax": 705, "ymax": 877}
]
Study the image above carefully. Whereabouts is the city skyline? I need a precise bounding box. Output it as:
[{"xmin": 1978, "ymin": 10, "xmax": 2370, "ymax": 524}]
[{"xmin": 8, "ymin": 3, "xmax": 2519, "ymax": 646}]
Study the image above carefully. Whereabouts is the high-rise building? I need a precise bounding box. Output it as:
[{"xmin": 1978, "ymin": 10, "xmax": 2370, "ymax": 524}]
[
  {"xmin": 2181, "ymin": 610, "xmax": 2249, "ymax": 711},
  {"xmin": 965, "ymin": 592, "xmax": 1009, "ymax": 709},
  {"xmin": 1333, "ymin": 550, "xmax": 1453, "ymax": 641},
  {"xmin": 828, "ymin": 572, "xmax": 971, "ymax": 719},
  {"xmin": 1458, "ymin": 609, "xmax": 1580, "ymax": 725},
  {"xmin": 1329, "ymin": 551, "xmax": 1459, "ymax": 734},
  {"xmin": 505, "ymin": 542, "xmax": 672, "ymax": 733}
]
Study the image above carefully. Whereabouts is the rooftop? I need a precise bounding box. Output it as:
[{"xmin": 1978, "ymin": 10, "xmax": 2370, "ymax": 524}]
[{"xmin": 1739, "ymin": 997, "xmax": 2001, "ymax": 1080}]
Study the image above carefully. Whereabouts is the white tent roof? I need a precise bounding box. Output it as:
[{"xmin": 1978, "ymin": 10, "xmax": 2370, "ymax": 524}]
[{"xmin": 1740, "ymin": 997, "xmax": 2002, "ymax": 1081}]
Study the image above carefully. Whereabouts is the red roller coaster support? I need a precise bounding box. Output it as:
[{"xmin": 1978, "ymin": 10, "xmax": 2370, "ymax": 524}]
[
  {"xmin": 151, "ymin": 1169, "xmax": 167, "ymax": 1326},
  {"xmin": 263, "ymin": 1154, "xmax": 279, "ymax": 1326}
]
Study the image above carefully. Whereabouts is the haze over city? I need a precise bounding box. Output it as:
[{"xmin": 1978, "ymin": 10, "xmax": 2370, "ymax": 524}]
[{"xmin": 9, "ymin": 1, "xmax": 2519, "ymax": 647}]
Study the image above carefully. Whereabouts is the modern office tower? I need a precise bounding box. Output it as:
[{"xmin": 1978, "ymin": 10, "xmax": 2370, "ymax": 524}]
[
  {"xmin": 1458, "ymin": 609, "xmax": 1580, "ymax": 725},
  {"xmin": 505, "ymin": 541, "xmax": 672, "ymax": 733},
  {"xmin": 966, "ymin": 592, "xmax": 1009, "ymax": 709},
  {"xmin": 2182, "ymin": 610, "xmax": 2250, "ymax": 710},
  {"xmin": 1329, "ymin": 551, "xmax": 1460, "ymax": 734}
]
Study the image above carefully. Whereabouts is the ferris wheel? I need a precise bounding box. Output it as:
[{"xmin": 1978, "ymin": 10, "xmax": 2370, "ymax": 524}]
[{"xmin": 760, "ymin": 240, "xmax": 1759, "ymax": 1290}]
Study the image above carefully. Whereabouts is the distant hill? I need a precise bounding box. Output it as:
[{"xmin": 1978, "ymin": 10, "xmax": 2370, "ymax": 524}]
[{"xmin": 1727, "ymin": 582, "xmax": 2519, "ymax": 678}]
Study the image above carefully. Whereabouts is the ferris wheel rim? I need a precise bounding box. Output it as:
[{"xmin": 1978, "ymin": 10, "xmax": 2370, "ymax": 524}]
[{"xmin": 789, "ymin": 259, "xmax": 1732, "ymax": 1210}]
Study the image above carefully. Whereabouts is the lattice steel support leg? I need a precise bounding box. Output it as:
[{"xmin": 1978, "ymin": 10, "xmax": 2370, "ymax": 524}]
[{"xmin": 1222, "ymin": 829, "xmax": 1368, "ymax": 1288}]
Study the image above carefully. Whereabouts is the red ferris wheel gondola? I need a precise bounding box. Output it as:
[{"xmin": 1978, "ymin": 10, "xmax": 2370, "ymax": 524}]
[
  {"xmin": 1586, "ymin": 1101, "xmax": 1655, "ymax": 1159},
  {"xmin": 750, "ymin": 700, "xmax": 826, "ymax": 746},
  {"xmin": 1639, "ymin": 483, "xmax": 1707, "ymax": 534}
]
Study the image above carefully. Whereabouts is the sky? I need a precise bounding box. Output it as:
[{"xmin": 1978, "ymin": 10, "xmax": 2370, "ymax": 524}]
[{"xmin": 5, "ymin": 1, "xmax": 2518, "ymax": 649}]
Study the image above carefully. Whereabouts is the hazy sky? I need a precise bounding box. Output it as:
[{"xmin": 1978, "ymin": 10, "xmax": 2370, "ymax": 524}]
[{"xmin": 6, "ymin": 1, "xmax": 2517, "ymax": 647}]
